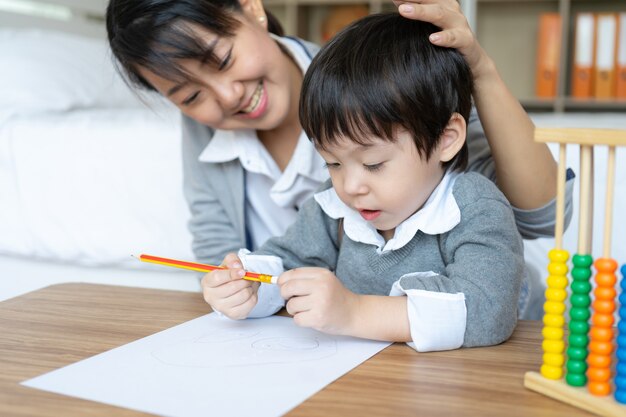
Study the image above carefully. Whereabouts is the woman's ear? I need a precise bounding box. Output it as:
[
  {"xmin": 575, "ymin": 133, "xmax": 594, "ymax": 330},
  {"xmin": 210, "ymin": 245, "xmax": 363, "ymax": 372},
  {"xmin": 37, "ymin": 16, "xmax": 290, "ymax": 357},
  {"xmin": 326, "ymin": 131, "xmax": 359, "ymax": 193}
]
[
  {"xmin": 438, "ymin": 112, "xmax": 467, "ymax": 163},
  {"xmin": 239, "ymin": 0, "xmax": 267, "ymax": 27}
]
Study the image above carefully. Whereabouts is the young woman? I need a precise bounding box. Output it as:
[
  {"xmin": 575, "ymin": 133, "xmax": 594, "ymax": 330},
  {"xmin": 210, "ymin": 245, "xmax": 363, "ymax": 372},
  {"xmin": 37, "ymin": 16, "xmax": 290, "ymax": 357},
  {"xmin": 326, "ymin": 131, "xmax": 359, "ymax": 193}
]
[{"xmin": 106, "ymin": 0, "xmax": 573, "ymax": 317}]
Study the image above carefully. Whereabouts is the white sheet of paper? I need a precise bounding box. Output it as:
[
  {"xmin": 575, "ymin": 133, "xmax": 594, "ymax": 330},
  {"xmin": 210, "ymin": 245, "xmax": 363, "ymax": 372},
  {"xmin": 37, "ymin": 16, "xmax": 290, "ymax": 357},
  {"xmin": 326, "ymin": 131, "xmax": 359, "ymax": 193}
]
[{"xmin": 23, "ymin": 314, "xmax": 391, "ymax": 417}]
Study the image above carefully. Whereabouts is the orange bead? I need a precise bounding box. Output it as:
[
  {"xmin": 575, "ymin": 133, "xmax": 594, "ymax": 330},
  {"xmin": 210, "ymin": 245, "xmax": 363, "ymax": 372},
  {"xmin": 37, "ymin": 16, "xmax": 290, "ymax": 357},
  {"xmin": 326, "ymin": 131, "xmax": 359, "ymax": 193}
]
[
  {"xmin": 587, "ymin": 353, "xmax": 611, "ymax": 368},
  {"xmin": 594, "ymin": 272, "xmax": 616, "ymax": 287},
  {"xmin": 592, "ymin": 314, "xmax": 614, "ymax": 328},
  {"xmin": 588, "ymin": 381, "xmax": 612, "ymax": 396},
  {"xmin": 594, "ymin": 286, "xmax": 616, "ymax": 300},
  {"xmin": 589, "ymin": 326, "xmax": 614, "ymax": 342},
  {"xmin": 592, "ymin": 300, "xmax": 616, "ymax": 314},
  {"xmin": 589, "ymin": 341, "xmax": 614, "ymax": 356},
  {"xmin": 587, "ymin": 367, "xmax": 612, "ymax": 382},
  {"xmin": 594, "ymin": 258, "xmax": 618, "ymax": 272}
]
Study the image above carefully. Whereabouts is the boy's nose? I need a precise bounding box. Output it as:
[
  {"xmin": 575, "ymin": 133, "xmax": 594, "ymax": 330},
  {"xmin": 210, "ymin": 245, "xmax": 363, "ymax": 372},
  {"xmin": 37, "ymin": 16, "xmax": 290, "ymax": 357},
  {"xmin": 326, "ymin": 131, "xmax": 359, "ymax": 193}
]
[{"xmin": 342, "ymin": 174, "xmax": 367, "ymax": 196}]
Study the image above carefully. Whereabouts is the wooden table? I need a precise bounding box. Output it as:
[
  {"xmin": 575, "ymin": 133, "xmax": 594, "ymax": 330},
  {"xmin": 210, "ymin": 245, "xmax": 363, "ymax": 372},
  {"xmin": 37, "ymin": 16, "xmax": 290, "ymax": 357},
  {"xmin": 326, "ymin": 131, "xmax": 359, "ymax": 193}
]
[{"xmin": 0, "ymin": 283, "xmax": 593, "ymax": 417}]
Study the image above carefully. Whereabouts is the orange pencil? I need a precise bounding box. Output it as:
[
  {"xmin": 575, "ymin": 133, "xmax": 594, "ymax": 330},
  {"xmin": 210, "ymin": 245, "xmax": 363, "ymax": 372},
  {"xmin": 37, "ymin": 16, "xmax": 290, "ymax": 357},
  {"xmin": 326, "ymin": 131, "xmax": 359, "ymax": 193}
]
[{"xmin": 135, "ymin": 253, "xmax": 278, "ymax": 284}]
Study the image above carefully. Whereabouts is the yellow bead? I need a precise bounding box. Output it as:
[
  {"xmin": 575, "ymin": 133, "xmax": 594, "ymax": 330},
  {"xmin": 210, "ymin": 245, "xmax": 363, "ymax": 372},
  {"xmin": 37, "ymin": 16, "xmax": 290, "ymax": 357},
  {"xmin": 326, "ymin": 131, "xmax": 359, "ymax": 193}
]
[
  {"xmin": 543, "ymin": 314, "xmax": 565, "ymax": 328},
  {"xmin": 546, "ymin": 275, "xmax": 568, "ymax": 289},
  {"xmin": 544, "ymin": 301, "xmax": 566, "ymax": 315},
  {"xmin": 548, "ymin": 249, "xmax": 569, "ymax": 263},
  {"xmin": 542, "ymin": 339, "xmax": 565, "ymax": 353},
  {"xmin": 545, "ymin": 288, "xmax": 567, "ymax": 302},
  {"xmin": 543, "ymin": 352, "xmax": 565, "ymax": 367},
  {"xmin": 542, "ymin": 326, "xmax": 564, "ymax": 340},
  {"xmin": 541, "ymin": 364, "xmax": 563, "ymax": 380},
  {"xmin": 547, "ymin": 262, "xmax": 568, "ymax": 276}
]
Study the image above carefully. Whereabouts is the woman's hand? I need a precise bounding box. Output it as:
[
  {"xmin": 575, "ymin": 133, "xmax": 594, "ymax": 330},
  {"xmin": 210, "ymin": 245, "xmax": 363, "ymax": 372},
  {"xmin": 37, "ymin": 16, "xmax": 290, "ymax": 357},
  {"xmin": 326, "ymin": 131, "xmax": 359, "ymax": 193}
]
[
  {"xmin": 394, "ymin": 0, "xmax": 491, "ymax": 77},
  {"xmin": 278, "ymin": 267, "xmax": 360, "ymax": 335},
  {"xmin": 200, "ymin": 253, "xmax": 260, "ymax": 319}
]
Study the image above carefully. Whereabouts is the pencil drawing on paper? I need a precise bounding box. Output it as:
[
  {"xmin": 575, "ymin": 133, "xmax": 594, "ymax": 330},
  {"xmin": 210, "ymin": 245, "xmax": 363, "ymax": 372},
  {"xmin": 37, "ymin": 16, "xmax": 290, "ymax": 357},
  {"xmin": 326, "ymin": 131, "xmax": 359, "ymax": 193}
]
[{"xmin": 151, "ymin": 326, "xmax": 338, "ymax": 367}]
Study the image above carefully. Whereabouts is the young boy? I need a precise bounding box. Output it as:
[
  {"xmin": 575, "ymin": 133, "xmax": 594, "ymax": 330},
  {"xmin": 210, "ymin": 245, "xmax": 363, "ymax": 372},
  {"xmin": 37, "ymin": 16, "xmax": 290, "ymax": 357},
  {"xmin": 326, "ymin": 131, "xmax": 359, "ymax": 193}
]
[{"xmin": 202, "ymin": 13, "xmax": 525, "ymax": 352}]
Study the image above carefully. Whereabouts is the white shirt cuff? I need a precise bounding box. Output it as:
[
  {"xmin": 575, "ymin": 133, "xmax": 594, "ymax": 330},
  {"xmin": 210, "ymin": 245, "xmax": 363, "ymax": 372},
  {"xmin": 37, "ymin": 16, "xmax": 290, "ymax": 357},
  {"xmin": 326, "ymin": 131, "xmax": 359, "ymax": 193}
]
[
  {"xmin": 238, "ymin": 249, "xmax": 285, "ymax": 318},
  {"xmin": 390, "ymin": 272, "xmax": 467, "ymax": 352}
]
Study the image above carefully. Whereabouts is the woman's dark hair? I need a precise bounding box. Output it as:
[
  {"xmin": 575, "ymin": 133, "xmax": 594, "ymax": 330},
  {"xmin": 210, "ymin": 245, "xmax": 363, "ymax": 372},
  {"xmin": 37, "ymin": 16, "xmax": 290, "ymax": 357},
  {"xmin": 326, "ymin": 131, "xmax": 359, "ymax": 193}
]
[
  {"xmin": 300, "ymin": 13, "xmax": 473, "ymax": 171},
  {"xmin": 106, "ymin": 0, "xmax": 283, "ymax": 91}
]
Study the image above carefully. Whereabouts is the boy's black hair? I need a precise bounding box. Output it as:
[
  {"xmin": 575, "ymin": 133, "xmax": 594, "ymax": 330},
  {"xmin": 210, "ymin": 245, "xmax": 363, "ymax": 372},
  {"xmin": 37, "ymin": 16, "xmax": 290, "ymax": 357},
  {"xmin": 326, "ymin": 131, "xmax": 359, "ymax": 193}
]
[
  {"xmin": 106, "ymin": 0, "xmax": 283, "ymax": 91},
  {"xmin": 300, "ymin": 13, "xmax": 473, "ymax": 171}
]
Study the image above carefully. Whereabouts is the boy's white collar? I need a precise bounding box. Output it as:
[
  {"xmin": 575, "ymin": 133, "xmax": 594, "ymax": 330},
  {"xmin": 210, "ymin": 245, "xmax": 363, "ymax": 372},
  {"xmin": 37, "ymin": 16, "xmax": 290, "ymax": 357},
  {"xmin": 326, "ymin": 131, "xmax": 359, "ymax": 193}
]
[{"xmin": 314, "ymin": 171, "xmax": 461, "ymax": 254}]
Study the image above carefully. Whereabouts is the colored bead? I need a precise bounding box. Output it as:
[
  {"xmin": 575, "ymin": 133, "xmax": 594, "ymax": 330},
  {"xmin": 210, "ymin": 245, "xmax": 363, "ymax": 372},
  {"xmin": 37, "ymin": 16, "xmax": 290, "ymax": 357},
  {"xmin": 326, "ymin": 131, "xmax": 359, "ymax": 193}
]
[
  {"xmin": 544, "ymin": 314, "xmax": 565, "ymax": 327},
  {"xmin": 588, "ymin": 381, "xmax": 611, "ymax": 396},
  {"xmin": 569, "ymin": 308, "xmax": 590, "ymax": 321},
  {"xmin": 568, "ymin": 320, "xmax": 590, "ymax": 335},
  {"xmin": 595, "ymin": 272, "xmax": 617, "ymax": 287},
  {"xmin": 566, "ymin": 372, "xmax": 587, "ymax": 386},
  {"xmin": 592, "ymin": 314, "xmax": 614, "ymax": 328},
  {"xmin": 615, "ymin": 390, "xmax": 626, "ymax": 404},
  {"xmin": 587, "ymin": 367, "xmax": 612, "ymax": 382},
  {"xmin": 618, "ymin": 321, "xmax": 626, "ymax": 334},
  {"xmin": 547, "ymin": 275, "xmax": 568, "ymax": 289},
  {"xmin": 570, "ymin": 294, "xmax": 591, "ymax": 308},
  {"xmin": 589, "ymin": 341, "xmax": 614, "ymax": 356},
  {"xmin": 568, "ymin": 334, "xmax": 589, "ymax": 347},
  {"xmin": 618, "ymin": 335, "xmax": 626, "ymax": 346},
  {"xmin": 545, "ymin": 288, "xmax": 567, "ymax": 302},
  {"xmin": 594, "ymin": 286, "xmax": 617, "ymax": 300},
  {"xmin": 594, "ymin": 258, "xmax": 618, "ymax": 272},
  {"xmin": 571, "ymin": 267, "xmax": 592, "ymax": 280},
  {"xmin": 587, "ymin": 353, "xmax": 611, "ymax": 368},
  {"xmin": 542, "ymin": 326, "xmax": 564, "ymax": 340},
  {"xmin": 548, "ymin": 249, "xmax": 569, "ymax": 263},
  {"xmin": 617, "ymin": 363, "xmax": 626, "ymax": 374},
  {"xmin": 542, "ymin": 339, "xmax": 565, "ymax": 353},
  {"xmin": 572, "ymin": 254, "xmax": 593, "ymax": 268},
  {"xmin": 617, "ymin": 349, "xmax": 626, "ymax": 361},
  {"xmin": 616, "ymin": 375, "xmax": 626, "ymax": 390},
  {"xmin": 544, "ymin": 301, "xmax": 566, "ymax": 315},
  {"xmin": 570, "ymin": 280, "xmax": 592, "ymax": 294},
  {"xmin": 589, "ymin": 326, "xmax": 614, "ymax": 342},
  {"xmin": 541, "ymin": 364, "xmax": 563, "ymax": 380},
  {"xmin": 592, "ymin": 300, "xmax": 616, "ymax": 314},
  {"xmin": 548, "ymin": 262, "xmax": 568, "ymax": 276},
  {"xmin": 543, "ymin": 353, "xmax": 565, "ymax": 367},
  {"xmin": 567, "ymin": 360, "xmax": 587, "ymax": 374},
  {"xmin": 567, "ymin": 347, "xmax": 588, "ymax": 361}
]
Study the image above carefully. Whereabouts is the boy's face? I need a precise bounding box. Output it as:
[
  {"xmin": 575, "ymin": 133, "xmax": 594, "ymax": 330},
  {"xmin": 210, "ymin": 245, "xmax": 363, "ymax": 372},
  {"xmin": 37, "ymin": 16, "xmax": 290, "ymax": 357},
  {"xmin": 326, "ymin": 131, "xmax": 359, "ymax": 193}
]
[{"xmin": 317, "ymin": 129, "xmax": 447, "ymax": 241}]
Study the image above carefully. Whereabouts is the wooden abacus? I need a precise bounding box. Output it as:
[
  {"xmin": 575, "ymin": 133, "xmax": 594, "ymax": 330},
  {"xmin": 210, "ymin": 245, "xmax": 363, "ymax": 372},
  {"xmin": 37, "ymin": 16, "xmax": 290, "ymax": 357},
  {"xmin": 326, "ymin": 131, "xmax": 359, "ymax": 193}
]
[{"xmin": 523, "ymin": 128, "xmax": 626, "ymax": 417}]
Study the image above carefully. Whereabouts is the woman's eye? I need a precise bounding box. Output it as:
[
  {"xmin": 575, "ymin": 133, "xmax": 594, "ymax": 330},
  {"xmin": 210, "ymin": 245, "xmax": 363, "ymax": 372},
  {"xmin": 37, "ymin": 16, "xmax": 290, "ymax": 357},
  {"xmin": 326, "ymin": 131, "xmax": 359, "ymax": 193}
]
[
  {"xmin": 364, "ymin": 163, "xmax": 383, "ymax": 172},
  {"xmin": 324, "ymin": 162, "xmax": 340, "ymax": 170},
  {"xmin": 218, "ymin": 49, "xmax": 232, "ymax": 70},
  {"xmin": 182, "ymin": 91, "xmax": 200, "ymax": 106}
]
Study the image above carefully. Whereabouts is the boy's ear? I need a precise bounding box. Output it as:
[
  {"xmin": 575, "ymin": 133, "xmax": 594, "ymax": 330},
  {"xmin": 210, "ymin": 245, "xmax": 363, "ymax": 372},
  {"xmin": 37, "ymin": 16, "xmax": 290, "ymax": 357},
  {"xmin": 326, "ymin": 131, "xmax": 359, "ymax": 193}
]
[
  {"xmin": 438, "ymin": 112, "xmax": 467, "ymax": 163},
  {"xmin": 239, "ymin": 0, "xmax": 266, "ymax": 25}
]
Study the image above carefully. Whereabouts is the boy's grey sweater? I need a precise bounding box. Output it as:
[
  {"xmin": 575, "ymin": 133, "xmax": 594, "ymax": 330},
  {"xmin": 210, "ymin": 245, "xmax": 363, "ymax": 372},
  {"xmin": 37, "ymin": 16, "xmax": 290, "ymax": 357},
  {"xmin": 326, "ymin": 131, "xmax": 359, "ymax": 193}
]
[{"xmin": 255, "ymin": 172, "xmax": 525, "ymax": 348}]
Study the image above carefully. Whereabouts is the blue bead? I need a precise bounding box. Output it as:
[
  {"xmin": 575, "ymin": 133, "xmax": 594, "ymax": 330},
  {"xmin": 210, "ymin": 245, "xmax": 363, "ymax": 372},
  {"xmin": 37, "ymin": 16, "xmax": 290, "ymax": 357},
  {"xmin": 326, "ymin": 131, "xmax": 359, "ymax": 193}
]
[
  {"xmin": 619, "ymin": 335, "xmax": 626, "ymax": 347},
  {"xmin": 616, "ymin": 390, "xmax": 626, "ymax": 404},
  {"xmin": 621, "ymin": 307, "xmax": 626, "ymax": 318},
  {"xmin": 621, "ymin": 264, "xmax": 626, "ymax": 276},
  {"xmin": 618, "ymin": 349, "xmax": 626, "ymax": 361},
  {"xmin": 620, "ymin": 293, "xmax": 626, "ymax": 304},
  {"xmin": 619, "ymin": 321, "xmax": 626, "ymax": 333},
  {"xmin": 617, "ymin": 362, "xmax": 626, "ymax": 375},
  {"xmin": 616, "ymin": 376, "xmax": 626, "ymax": 390}
]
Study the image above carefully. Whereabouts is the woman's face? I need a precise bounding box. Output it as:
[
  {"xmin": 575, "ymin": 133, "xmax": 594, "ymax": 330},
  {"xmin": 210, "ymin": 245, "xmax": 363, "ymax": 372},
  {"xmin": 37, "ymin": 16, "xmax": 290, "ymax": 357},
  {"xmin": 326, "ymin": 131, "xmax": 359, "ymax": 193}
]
[{"xmin": 139, "ymin": 11, "xmax": 302, "ymax": 132}]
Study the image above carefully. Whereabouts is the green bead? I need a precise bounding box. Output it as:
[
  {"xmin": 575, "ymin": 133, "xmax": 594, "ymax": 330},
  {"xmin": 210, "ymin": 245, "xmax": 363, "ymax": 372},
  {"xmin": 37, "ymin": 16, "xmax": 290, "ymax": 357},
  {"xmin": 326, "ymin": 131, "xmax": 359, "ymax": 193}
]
[
  {"xmin": 572, "ymin": 254, "xmax": 593, "ymax": 268},
  {"xmin": 568, "ymin": 320, "xmax": 590, "ymax": 334},
  {"xmin": 571, "ymin": 280, "xmax": 591, "ymax": 294},
  {"xmin": 566, "ymin": 372, "xmax": 587, "ymax": 386},
  {"xmin": 571, "ymin": 267, "xmax": 592, "ymax": 280},
  {"xmin": 566, "ymin": 360, "xmax": 588, "ymax": 374},
  {"xmin": 570, "ymin": 308, "xmax": 590, "ymax": 321},
  {"xmin": 570, "ymin": 294, "xmax": 591, "ymax": 308},
  {"xmin": 568, "ymin": 334, "xmax": 589, "ymax": 347},
  {"xmin": 567, "ymin": 346, "xmax": 588, "ymax": 361}
]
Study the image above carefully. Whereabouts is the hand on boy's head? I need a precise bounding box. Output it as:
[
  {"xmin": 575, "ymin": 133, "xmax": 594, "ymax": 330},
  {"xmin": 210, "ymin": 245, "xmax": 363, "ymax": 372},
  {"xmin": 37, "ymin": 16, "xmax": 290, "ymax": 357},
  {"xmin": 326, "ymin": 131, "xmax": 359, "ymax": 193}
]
[
  {"xmin": 200, "ymin": 253, "xmax": 260, "ymax": 320},
  {"xmin": 278, "ymin": 268, "xmax": 359, "ymax": 335},
  {"xmin": 394, "ymin": 0, "xmax": 483, "ymax": 70}
]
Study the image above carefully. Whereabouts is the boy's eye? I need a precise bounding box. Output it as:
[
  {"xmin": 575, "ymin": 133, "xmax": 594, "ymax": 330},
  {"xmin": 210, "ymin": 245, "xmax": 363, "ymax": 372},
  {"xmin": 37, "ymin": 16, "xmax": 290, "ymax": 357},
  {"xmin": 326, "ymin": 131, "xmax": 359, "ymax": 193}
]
[
  {"xmin": 364, "ymin": 163, "xmax": 383, "ymax": 172},
  {"xmin": 323, "ymin": 162, "xmax": 340, "ymax": 170},
  {"xmin": 182, "ymin": 91, "xmax": 200, "ymax": 106}
]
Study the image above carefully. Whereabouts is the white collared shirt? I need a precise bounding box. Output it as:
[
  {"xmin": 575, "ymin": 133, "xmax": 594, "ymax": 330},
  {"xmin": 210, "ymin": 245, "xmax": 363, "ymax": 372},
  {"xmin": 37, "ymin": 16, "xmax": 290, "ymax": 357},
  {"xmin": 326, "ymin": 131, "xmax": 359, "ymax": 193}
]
[{"xmin": 198, "ymin": 36, "xmax": 328, "ymax": 249}]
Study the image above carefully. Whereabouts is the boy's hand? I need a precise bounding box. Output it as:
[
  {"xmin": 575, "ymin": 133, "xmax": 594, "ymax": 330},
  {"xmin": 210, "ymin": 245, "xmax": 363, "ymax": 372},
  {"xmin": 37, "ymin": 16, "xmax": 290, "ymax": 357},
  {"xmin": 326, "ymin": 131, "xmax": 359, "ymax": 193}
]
[
  {"xmin": 278, "ymin": 268, "xmax": 360, "ymax": 335},
  {"xmin": 200, "ymin": 253, "xmax": 260, "ymax": 320},
  {"xmin": 394, "ymin": 0, "xmax": 489, "ymax": 76}
]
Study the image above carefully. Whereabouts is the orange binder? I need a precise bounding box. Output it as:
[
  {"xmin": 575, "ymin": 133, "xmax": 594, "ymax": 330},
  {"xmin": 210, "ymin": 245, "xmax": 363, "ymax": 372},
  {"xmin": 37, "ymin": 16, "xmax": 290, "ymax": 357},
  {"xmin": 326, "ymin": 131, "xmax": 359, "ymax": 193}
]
[
  {"xmin": 616, "ymin": 13, "xmax": 626, "ymax": 99},
  {"xmin": 535, "ymin": 13, "xmax": 562, "ymax": 98},
  {"xmin": 571, "ymin": 13, "xmax": 595, "ymax": 99},
  {"xmin": 594, "ymin": 13, "xmax": 618, "ymax": 99}
]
